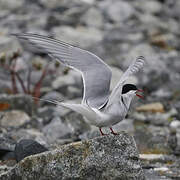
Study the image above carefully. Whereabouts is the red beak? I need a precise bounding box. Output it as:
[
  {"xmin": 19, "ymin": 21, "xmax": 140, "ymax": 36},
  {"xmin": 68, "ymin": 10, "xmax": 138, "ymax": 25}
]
[{"xmin": 136, "ymin": 89, "xmax": 144, "ymax": 99}]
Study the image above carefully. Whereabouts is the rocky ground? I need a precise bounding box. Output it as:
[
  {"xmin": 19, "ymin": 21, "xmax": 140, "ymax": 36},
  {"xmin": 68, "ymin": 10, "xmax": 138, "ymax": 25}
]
[{"xmin": 0, "ymin": 0, "xmax": 180, "ymax": 179}]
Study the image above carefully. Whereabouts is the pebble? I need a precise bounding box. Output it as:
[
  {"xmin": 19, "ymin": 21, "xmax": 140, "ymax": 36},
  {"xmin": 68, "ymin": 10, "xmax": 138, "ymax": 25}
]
[
  {"xmin": 0, "ymin": 110, "xmax": 30, "ymax": 127},
  {"xmin": 136, "ymin": 102, "xmax": 165, "ymax": 113},
  {"xmin": 52, "ymin": 26, "xmax": 104, "ymax": 48}
]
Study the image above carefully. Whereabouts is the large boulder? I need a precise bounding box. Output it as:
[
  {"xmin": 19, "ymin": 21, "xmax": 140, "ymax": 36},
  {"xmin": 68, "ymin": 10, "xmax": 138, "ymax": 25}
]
[{"xmin": 0, "ymin": 132, "xmax": 145, "ymax": 180}]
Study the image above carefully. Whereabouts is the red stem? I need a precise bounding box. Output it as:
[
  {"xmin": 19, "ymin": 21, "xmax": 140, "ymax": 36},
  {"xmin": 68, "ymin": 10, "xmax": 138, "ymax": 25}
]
[
  {"xmin": 10, "ymin": 70, "xmax": 18, "ymax": 94},
  {"xmin": 27, "ymin": 69, "xmax": 31, "ymax": 94},
  {"xmin": 15, "ymin": 72, "xmax": 28, "ymax": 94},
  {"xmin": 32, "ymin": 64, "xmax": 49, "ymax": 104}
]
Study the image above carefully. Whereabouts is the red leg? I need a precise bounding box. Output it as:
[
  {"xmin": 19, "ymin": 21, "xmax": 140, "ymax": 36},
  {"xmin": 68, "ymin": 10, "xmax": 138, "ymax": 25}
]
[
  {"xmin": 110, "ymin": 127, "xmax": 118, "ymax": 135},
  {"xmin": 99, "ymin": 127, "xmax": 107, "ymax": 136}
]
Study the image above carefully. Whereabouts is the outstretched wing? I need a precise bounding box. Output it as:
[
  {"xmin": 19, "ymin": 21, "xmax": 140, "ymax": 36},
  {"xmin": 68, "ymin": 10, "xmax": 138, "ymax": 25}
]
[
  {"xmin": 107, "ymin": 56, "xmax": 145, "ymax": 106},
  {"xmin": 13, "ymin": 33, "xmax": 112, "ymax": 109}
]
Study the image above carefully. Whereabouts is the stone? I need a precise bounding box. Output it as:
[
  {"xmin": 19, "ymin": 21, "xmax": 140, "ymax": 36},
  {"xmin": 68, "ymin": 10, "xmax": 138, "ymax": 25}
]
[
  {"xmin": 133, "ymin": 108, "xmax": 178, "ymax": 126},
  {"xmin": 9, "ymin": 128, "xmax": 48, "ymax": 147},
  {"xmin": 67, "ymin": 86, "xmax": 82, "ymax": 99},
  {"xmin": 42, "ymin": 117, "xmax": 73, "ymax": 144},
  {"xmin": 135, "ymin": 0, "xmax": 162, "ymax": 14},
  {"xmin": 14, "ymin": 139, "xmax": 48, "ymax": 162},
  {"xmin": 170, "ymin": 120, "xmax": 180, "ymax": 130},
  {"xmin": 134, "ymin": 123, "xmax": 172, "ymax": 154},
  {"xmin": 39, "ymin": 0, "xmax": 89, "ymax": 9},
  {"xmin": 0, "ymin": 0, "xmax": 24, "ymax": 10},
  {"xmin": 80, "ymin": 7, "xmax": 104, "ymax": 28},
  {"xmin": 52, "ymin": 25, "xmax": 103, "ymax": 48},
  {"xmin": 52, "ymin": 74, "xmax": 75, "ymax": 90},
  {"xmin": 0, "ymin": 137, "xmax": 16, "ymax": 161},
  {"xmin": 170, "ymin": 120, "xmax": 180, "ymax": 147},
  {"xmin": 0, "ymin": 132, "xmax": 145, "ymax": 180},
  {"xmin": 151, "ymin": 88, "xmax": 172, "ymax": 99},
  {"xmin": 136, "ymin": 102, "xmax": 165, "ymax": 113},
  {"xmin": 112, "ymin": 119, "xmax": 135, "ymax": 134},
  {"xmin": 104, "ymin": 1, "xmax": 134, "ymax": 22},
  {"xmin": 0, "ymin": 110, "xmax": 30, "ymax": 128},
  {"xmin": 0, "ymin": 35, "xmax": 22, "ymax": 53}
]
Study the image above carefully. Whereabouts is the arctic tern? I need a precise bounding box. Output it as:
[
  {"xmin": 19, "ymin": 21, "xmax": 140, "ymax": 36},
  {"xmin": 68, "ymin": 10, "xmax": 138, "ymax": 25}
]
[{"xmin": 13, "ymin": 33, "xmax": 145, "ymax": 135}]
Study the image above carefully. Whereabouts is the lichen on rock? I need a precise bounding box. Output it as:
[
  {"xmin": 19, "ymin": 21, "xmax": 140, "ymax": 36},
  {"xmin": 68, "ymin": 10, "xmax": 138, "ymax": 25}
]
[{"xmin": 0, "ymin": 132, "xmax": 145, "ymax": 180}]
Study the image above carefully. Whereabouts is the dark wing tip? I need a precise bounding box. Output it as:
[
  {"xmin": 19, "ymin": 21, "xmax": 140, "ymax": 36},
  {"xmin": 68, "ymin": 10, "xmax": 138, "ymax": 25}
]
[{"xmin": 137, "ymin": 55, "xmax": 145, "ymax": 59}]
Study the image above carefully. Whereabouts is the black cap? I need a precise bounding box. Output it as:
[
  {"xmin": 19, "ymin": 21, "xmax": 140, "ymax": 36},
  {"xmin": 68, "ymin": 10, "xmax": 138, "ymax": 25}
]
[{"xmin": 122, "ymin": 84, "xmax": 137, "ymax": 94}]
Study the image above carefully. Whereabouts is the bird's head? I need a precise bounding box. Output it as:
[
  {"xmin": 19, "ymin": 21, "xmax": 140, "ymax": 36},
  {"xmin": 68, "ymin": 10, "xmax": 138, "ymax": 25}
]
[{"xmin": 122, "ymin": 84, "xmax": 144, "ymax": 99}]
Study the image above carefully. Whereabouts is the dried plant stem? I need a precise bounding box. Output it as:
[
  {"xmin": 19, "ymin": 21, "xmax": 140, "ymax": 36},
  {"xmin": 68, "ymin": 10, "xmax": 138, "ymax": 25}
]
[
  {"xmin": 33, "ymin": 64, "xmax": 49, "ymax": 104},
  {"xmin": 10, "ymin": 70, "xmax": 18, "ymax": 94},
  {"xmin": 15, "ymin": 72, "xmax": 28, "ymax": 94}
]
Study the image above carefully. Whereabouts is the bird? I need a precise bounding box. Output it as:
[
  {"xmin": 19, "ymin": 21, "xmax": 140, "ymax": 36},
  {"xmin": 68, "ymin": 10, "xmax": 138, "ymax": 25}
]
[{"xmin": 12, "ymin": 33, "xmax": 145, "ymax": 135}]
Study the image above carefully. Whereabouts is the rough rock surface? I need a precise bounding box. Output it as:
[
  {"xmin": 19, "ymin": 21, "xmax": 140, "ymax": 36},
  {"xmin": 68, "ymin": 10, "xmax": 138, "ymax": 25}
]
[{"xmin": 0, "ymin": 132, "xmax": 145, "ymax": 180}]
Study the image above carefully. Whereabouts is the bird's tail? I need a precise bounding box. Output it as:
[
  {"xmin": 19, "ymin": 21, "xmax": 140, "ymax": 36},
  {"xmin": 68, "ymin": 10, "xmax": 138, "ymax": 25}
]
[{"xmin": 32, "ymin": 96, "xmax": 64, "ymax": 106}]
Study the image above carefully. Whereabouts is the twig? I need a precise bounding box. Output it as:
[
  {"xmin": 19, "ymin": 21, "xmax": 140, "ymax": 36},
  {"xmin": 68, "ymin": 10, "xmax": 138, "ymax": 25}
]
[
  {"xmin": 27, "ymin": 68, "xmax": 32, "ymax": 94},
  {"xmin": 10, "ymin": 70, "xmax": 18, "ymax": 94},
  {"xmin": 15, "ymin": 72, "xmax": 28, "ymax": 94},
  {"xmin": 32, "ymin": 64, "xmax": 49, "ymax": 104}
]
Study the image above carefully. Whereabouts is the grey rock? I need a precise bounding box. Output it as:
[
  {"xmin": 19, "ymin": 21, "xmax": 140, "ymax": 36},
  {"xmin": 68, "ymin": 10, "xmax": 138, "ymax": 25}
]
[
  {"xmin": 52, "ymin": 74, "xmax": 75, "ymax": 89},
  {"xmin": 0, "ymin": 137, "xmax": 16, "ymax": 161},
  {"xmin": 39, "ymin": 0, "xmax": 90, "ymax": 9},
  {"xmin": 170, "ymin": 120, "xmax": 180, "ymax": 148},
  {"xmin": 1, "ymin": 139, "xmax": 48, "ymax": 163},
  {"xmin": 52, "ymin": 25, "xmax": 103, "ymax": 48},
  {"xmin": 0, "ymin": 35, "xmax": 21, "ymax": 53},
  {"xmin": 14, "ymin": 139, "xmax": 48, "ymax": 162},
  {"xmin": 0, "ymin": 132, "xmax": 145, "ymax": 180},
  {"xmin": 0, "ymin": 137, "xmax": 16, "ymax": 152},
  {"xmin": 8, "ymin": 128, "xmax": 48, "ymax": 148},
  {"xmin": 42, "ymin": 117, "xmax": 73, "ymax": 144},
  {"xmin": 102, "ymin": 1, "xmax": 134, "ymax": 22},
  {"xmin": 112, "ymin": 119, "xmax": 135, "ymax": 134},
  {"xmin": 135, "ymin": 0, "xmax": 162, "ymax": 14},
  {"xmin": 134, "ymin": 123, "xmax": 172, "ymax": 154},
  {"xmin": 0, "ymin": 0, "xmax": 24, "ymax": 10},
  {"xmin": 140, "ymin": 154, "xmax": 180, "ymax": 179},
  {"xmin": 104, "ymin": 25, "xmax": 144, "ymax": 45},
  {"xmin": 170, "ymin": 120, "xmax": 180, "ymax": 131},
  {"xmin": 80, "ymin": 7, "xmax": 104, "ymax": 28},
  {"xmin": 144, "ymin": 169, "xmax": 172, "ymax": 180},
  {"xmin": 64, "ymin": 111, "xmax": 91, "ymax": 137},
  {"xmin": 133, "ymin": 108, "xmax": 178, "ymax": 126},
  {"xmin": 66, "ymin": 86, "xmax": 82, "ymax": 99},
  {"xmin": 37, "ymin": 106, "xmax": 56, "ymax": 125},
  {"xmin": 151, "ymin": 88, "xmax": 172, "ymax": 99},
  {"xmin": 0, "ymin": 110, "xmax": 30, "ymax": 128}
]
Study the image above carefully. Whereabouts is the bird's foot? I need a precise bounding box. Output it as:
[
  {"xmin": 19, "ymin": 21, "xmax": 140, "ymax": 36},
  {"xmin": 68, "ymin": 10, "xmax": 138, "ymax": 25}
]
[
  {"xmin": 110, "ymin": 127, "xmax": 118, "ymax": 135},
  {"xmin": 99, "ymin": 128, "xmax": 107, "ymax": 136}
]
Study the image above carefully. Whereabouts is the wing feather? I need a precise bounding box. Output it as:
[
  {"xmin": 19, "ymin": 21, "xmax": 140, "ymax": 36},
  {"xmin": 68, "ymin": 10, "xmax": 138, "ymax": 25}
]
[{"xmin": 13, "ymin": 33, "xmax": 112, "ymax": 109}]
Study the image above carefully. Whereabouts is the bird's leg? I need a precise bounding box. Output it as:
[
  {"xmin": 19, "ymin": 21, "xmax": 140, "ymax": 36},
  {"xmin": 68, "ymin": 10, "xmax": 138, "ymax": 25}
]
[
  {"xmin": 99, "ymin": 127, "xmax": 107, "ymax": 136},
  {"xmin": 110, "ymin": 127, "xmax": 118, "ymax": 135}
]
